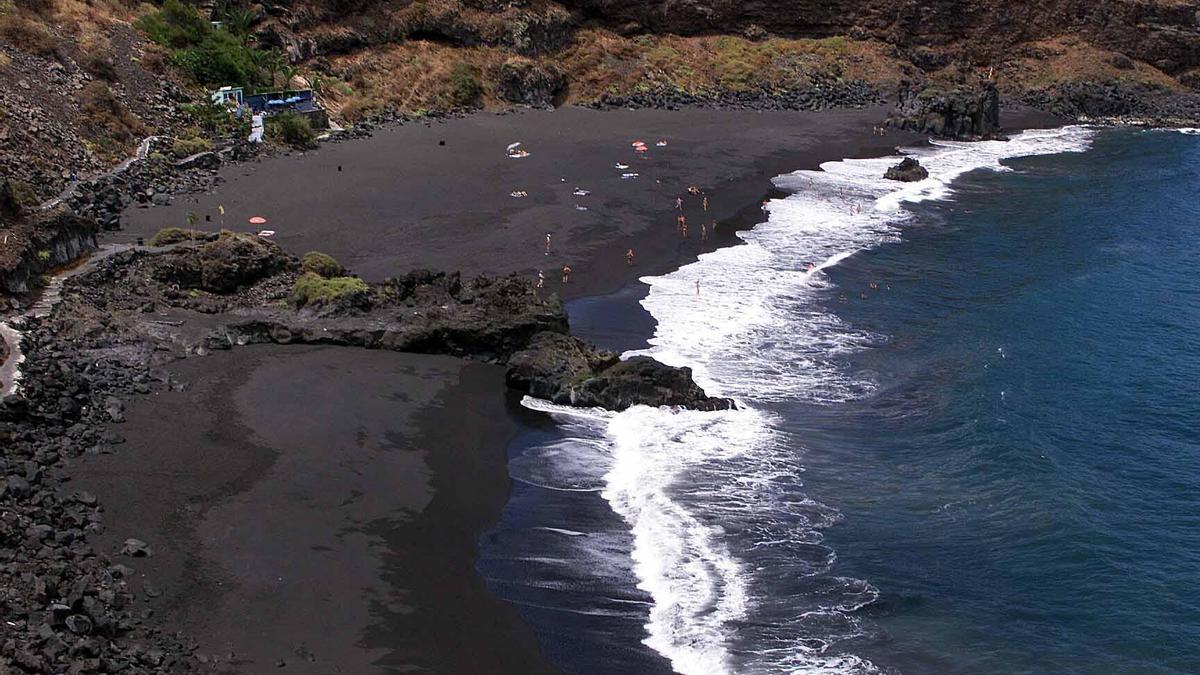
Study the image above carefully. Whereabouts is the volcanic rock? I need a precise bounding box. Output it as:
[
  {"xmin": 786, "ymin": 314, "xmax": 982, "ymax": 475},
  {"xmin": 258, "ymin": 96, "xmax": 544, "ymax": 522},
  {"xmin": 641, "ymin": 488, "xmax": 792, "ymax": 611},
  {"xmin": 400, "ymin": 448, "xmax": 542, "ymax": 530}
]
[{"xmin": 884, "ymin": 157, "xmax": 929, "ymax": 182}]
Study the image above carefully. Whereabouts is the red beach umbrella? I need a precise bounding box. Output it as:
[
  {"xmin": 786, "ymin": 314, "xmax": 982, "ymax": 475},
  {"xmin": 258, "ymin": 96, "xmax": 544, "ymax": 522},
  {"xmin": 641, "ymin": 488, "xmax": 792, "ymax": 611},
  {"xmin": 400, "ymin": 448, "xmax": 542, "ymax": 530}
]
[{"xmin": 248, "ymin": 216, "xmax": 267, "ymax": 225}]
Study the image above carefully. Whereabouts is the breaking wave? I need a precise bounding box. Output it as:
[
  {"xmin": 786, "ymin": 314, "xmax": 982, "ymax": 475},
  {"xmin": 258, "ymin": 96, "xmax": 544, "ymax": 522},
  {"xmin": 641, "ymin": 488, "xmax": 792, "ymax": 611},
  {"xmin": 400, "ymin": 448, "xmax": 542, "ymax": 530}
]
[{"xmin": 521, "ymin": 126, "xmax": 1095, "ymax": 674}]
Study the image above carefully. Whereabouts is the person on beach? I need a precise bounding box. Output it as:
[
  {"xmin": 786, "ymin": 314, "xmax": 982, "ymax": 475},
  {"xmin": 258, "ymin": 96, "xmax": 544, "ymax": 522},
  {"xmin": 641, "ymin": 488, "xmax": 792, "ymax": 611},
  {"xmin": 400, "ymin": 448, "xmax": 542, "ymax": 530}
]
[
  {"xmin": 701, "ymin": 222, "xmax": 708, "ymax": 242},
  {"xmin": 695, "ymin": 279, "xmax": 700, "ymax": 295},
  {"xmin": 711, "ymin": 219, "xmax": 718, "ymax": 232},
  {"xmin": 680, "ymin": 219, "xmax": 688, "ymax": 238},
  {"xmin": 675, "ymin": 197, "xmax": 683, "ymax": 211},
  {"xmin": 677, "ymin": 214, "xmax": 686, "ymax": 234},
  {"xmin": 626, "ymin": 248, "xmax": 635, "ymax": 266},
  {"xmin": 537, "ymin": 270, "xmax": 545, "ymax": 288},
  {"xmin": 545, "ymin": 233, "xmax": 552, "ymax": 255},
  {"xmin": 562, "ymin": 265, "xmax": 571, "ymax": 284},
  {"xmin": 703, "ymin": 195, "xmax": 709, "ymax": 212}
]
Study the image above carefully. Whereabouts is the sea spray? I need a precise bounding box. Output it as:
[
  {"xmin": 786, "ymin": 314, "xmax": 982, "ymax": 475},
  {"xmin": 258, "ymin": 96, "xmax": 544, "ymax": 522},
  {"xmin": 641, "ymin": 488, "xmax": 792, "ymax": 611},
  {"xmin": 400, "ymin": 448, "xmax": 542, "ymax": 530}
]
[{"xmin": 521, "ymin": 125, "xmax": 1095, "ymax": 674}]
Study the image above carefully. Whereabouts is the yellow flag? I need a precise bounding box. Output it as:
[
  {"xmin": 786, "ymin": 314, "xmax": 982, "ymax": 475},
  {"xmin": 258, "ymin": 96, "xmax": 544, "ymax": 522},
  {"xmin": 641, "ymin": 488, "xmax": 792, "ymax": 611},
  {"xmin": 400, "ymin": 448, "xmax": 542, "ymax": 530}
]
[{"xmin": 218, "ymin": 205, "xmax": 225, "ymax": 215}]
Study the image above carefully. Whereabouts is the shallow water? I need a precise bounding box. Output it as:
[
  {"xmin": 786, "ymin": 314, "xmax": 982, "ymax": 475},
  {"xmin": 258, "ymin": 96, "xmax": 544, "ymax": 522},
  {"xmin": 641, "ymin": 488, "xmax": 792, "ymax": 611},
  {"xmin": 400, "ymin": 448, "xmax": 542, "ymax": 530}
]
[{"xmin": 481, "ymin": 127, "xmax": 1200, "ymax": 674}]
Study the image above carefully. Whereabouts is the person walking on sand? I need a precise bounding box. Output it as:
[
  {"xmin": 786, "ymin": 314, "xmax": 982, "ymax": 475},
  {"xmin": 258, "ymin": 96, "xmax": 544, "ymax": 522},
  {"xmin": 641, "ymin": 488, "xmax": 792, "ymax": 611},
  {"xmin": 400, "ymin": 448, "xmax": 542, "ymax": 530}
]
[
  {"xmin": 702, "ymin": 195, "xmax": 709, "ymax": 212},
  {"xmin": 680, "ymin": 219, "xmax": 688, "ymax": 238},
  {"xmin": 626, "ymin": 248, "xmax": 635, "ymax": 266},
  {"xmin": 701, "ymin": 221, "xmax": 708, "ymax": 242},
  {"xmin": 545, "ymin": 233, "xmax": 552, "ymax": 255},
  {"xmin": 695, "ymin": 279, "xmax": 700, "ymax": 295},
  {"xmin": 562, "ymin": 264, "xmax": 571, "ymax": 284},
  {"xmin": 675, "ymin": 197, "xmax": 683, "ymax": 211},
  {"xmin": 537, "ymin": 270, "xmax": 545, "ymax": 288}
]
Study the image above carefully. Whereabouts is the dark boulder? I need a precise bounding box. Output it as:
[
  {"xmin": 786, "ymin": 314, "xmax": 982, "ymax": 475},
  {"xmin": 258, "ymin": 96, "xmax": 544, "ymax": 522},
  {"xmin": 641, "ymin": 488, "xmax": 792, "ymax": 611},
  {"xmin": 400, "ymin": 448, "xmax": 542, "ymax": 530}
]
[
  {"xmin": 573, "ymin": 357, "xmax": 735, "ymax": 412},
  {"xmin": 150, "ymin": 231, "xmax": 296, "ymax": 294},
  {"xmin": 497, "ymin": 58, "xmax": 566, "ymax": 107},
  {"xmin": 506, "ymin": 331, "xmax": 735, "ymax": 411},
  {"xmin": 884, "ymin": 157, "xmax": 929, "ymax": 182},
  {"xmin": 506, "ymin": 332, "xmax": 618, "ymax": 399},
  {"xmin": 887, "ymin": 82, "xmax": 1001, "ymax": 139}
]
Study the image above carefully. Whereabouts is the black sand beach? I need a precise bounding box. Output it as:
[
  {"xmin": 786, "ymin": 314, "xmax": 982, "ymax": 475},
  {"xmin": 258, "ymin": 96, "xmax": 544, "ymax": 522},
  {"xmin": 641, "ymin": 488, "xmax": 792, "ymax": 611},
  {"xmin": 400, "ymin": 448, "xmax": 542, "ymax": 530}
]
[
  {"xmin": 72, "ymin": 346, "xmax": 555, "ymax": 673},
  {"xmin": 116, "ymin": 107, "xmax": 918, "ymax": 299},
  {"xmin": 74, "ymin": 106, "xmax": 1045, "ymax": 673}
]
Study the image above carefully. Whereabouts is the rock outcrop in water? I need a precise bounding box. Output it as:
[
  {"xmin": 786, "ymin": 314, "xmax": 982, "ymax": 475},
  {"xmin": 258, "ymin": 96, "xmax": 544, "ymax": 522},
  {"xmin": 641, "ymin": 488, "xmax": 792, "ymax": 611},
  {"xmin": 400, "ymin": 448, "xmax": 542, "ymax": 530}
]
[
  {"xmin": 506, "ymin": 331, "xmax": 735, "ymax": 411},
  {"xmin": 884, "ymin": 157, "xmax": 930, "ymax": 182}
]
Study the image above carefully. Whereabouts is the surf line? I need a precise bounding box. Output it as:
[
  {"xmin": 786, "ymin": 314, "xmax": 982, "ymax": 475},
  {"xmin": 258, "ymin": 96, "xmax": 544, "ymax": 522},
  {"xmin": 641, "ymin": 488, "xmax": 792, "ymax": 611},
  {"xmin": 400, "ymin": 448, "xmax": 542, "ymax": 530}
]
[{"xmin": 524, "ymin": 126, "xmax": 1098, "ymax": 675}]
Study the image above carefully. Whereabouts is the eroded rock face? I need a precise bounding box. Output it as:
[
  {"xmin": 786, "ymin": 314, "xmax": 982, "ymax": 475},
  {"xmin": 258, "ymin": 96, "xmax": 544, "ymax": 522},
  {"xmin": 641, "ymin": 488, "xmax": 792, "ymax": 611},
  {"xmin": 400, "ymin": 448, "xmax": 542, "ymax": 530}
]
[
  {"xmin": 887, "ymin": 82, "xmax": 1001, "ymax": 139},
  {"xmin": 884, "ymin": 157, "xmax": 929, "ymax": 182},
  {"xmin": 497, "ymin": 58, "xmax": 566, "ymax": 107}
]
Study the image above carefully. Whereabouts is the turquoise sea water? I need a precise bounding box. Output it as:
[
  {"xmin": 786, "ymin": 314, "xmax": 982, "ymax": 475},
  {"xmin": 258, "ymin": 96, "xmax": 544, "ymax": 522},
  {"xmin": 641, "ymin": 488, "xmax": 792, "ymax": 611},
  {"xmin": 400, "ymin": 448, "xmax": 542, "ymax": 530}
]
[{"xmin": 483, "ymin": 128, "xmax": 1200, "ymax": 674}]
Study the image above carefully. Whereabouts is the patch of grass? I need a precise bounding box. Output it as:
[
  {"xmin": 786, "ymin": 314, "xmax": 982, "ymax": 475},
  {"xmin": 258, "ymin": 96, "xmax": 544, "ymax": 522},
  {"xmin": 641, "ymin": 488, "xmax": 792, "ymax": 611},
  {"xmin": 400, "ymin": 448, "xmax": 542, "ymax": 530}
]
[
  {"xmin": 82, "ymin": 50, "xmax": 119, "ymax": 81},
  {"xmin": 8, "ymin": 180, "xmax": 40, "ymax": 209},
  {"xmin": 36, "ymin": 249, "xmax": 50, "ymax": 263},
  {"xmin": 267, "ymin": 111, "xmax": 316, "ymax": 149},
  {"xmin": 290, "ymin": 272, "xmax": 368, "ymax": 308},
  {"xmin": 149, "ymin": 226, "xmax": 202, "ymax": 246},
  {"xmin": 169, "ymin": 132, "xmax": 212, "ymax": 158},
  {"xmin": 77, "ymin": 81, "xmax": 146, "ymax": 149},
  {"xmin": 300, "ymin": 251, "xmax": 343, "ymax": 278},
  {"xmin": 0, "ymin": 13, "xmax": 58, "ymax": 57}
]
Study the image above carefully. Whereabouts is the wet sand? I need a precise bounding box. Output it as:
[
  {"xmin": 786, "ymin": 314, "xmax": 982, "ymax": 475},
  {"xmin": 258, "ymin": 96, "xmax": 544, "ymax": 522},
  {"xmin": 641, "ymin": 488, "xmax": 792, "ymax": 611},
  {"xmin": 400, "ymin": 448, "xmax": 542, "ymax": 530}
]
[{"xmin": 72, "ymin": 346, "xmax": 555, "ymax": 673}]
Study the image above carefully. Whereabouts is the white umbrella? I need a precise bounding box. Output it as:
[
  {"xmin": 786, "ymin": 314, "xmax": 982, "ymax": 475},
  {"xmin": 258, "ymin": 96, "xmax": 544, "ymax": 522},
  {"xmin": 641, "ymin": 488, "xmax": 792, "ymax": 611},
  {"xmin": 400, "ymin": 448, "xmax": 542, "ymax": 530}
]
[{"xmin": 506, "ymin": 142, "xmax": 522, "ymax": 153}]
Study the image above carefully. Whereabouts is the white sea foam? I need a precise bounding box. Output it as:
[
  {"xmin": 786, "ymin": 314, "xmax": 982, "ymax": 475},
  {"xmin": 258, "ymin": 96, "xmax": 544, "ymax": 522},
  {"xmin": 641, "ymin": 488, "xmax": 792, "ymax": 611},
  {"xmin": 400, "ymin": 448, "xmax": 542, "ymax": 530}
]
[{"xmin": 522, "ymin": 125, "xmax": 1095, "ymax": 674}]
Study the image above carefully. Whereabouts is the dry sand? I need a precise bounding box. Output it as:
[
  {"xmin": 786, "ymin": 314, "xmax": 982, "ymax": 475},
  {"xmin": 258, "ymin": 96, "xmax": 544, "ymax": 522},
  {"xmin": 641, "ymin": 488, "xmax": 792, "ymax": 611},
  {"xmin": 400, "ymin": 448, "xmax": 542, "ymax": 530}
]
[{"xmin": 116, "ymin": 106, "xmax": 918, "ymax": 299}]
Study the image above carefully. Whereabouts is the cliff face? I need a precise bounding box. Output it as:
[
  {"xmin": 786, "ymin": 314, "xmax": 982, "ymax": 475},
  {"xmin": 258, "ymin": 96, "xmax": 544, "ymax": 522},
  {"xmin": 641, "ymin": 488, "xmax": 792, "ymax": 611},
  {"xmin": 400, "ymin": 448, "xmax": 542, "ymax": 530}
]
[{"xmin": 562, "ymin": 0, "xmax": 1200, "ymax": 75}]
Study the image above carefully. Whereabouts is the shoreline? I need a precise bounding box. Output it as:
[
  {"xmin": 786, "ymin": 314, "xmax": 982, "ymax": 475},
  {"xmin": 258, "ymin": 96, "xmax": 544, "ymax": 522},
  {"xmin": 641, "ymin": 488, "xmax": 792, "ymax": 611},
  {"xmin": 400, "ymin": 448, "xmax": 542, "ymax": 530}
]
[{"xmin": 0, "ymin": 104, "xmax": 1070, "ymax": 673}]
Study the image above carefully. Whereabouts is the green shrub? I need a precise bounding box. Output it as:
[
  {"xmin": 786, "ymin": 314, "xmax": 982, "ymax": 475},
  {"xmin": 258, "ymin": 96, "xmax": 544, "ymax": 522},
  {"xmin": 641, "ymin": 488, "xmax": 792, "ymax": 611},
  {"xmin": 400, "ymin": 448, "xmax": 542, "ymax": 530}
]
[
  {"xmin": 136, "ymin": 0, "xmax": 211, "ymax": 49},
  {"xmin": 448, "ymin": 62, "xmax": 481, "ymax": 107},
  {"xmin": 290, "ymin": 272, "xmax": 369, "ymax": 308},
  {"xmin": 149, "ymin": 227, "xmax": 203, "ymax": 246},
  {"xmin": 171, "ymin": 29, "xmax": 258, "ymax": 86},
  {"xmin": 137, "ymin": 0, "xmax": 261, "ymax": 87},
  {"xmin": 267, "ymin": 112, "xmax": 316, "ymax": 149},
  {"xmin": 36, "ymin": 249, "xmax": 51, "ymax": 263},
  {"xmin": 7, "ymin": 180, "xmax": 40, "ymax": 209},
  {"xmin": 169, "ymin": 134, "xmax": 212, "ymax": 158},
  {"xmin": 300, "ymin": 251, "xmax": 343, "ymax": 278}
]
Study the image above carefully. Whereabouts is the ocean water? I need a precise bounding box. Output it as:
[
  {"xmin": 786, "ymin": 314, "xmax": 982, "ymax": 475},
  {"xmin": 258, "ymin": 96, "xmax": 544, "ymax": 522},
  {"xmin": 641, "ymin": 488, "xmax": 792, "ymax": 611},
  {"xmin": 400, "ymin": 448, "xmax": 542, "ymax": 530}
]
[{"xmin": 480, "ymin": 126, "xmax": 1200, "ymax": 674}]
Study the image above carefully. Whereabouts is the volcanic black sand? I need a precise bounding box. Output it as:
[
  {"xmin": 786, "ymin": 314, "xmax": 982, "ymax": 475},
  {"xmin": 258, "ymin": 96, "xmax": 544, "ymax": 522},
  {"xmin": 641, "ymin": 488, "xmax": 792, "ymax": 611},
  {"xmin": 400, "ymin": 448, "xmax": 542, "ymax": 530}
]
[
  {"xmin": 76, "ymin": 106, "xmax": 1057, "ymax": 673},
  {"xmin": 115, "ymin": 106, "xmax": 922, "ymax": 299},
  {"xmin": 72, "ymin": 346, "xmax": 554, "ymax": 673}
]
